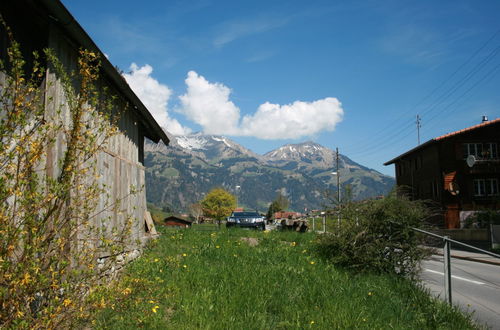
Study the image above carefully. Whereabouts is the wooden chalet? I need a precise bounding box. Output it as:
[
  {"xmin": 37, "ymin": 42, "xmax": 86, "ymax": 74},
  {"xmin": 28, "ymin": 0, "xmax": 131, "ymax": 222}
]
[{"xmin": 384, "ymin": 117, "xmax": 500, "ymax": 228}]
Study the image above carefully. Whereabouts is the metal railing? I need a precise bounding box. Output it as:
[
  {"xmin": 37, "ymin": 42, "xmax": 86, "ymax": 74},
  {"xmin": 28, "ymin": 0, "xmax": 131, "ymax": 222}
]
[{"xmin": 412, "ymin": 227, "xmax": 500, "ymax": 305}]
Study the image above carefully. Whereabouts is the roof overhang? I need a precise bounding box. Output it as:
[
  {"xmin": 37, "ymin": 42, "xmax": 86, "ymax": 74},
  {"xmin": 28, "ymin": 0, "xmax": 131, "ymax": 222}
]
[
  {"xmin": 384, "ymin": 118, "xmax": 500, "ymax": 166},
  {"xmin": 383, "ymin": 139, "xmax": 435, "ymax": 166},
  {"xmin": 38, "ymin": 0, "xmax": 169, "ymax": 145}
]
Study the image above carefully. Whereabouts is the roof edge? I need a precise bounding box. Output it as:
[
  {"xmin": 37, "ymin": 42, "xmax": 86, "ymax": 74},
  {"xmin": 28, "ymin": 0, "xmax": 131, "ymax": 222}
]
[
  {"xmin": 383, "ymin": 139, "xmax": 435, "ymax": 166},
  {"xmin": 39, "ymin": 0, "xmax": 169, "ymax": 145}
]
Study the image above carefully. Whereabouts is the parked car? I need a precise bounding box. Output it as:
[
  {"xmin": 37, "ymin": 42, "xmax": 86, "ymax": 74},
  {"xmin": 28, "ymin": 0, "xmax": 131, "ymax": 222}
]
[{"xmin": 226, "ymin": 211, "xmax": 266, "ymax": 230}]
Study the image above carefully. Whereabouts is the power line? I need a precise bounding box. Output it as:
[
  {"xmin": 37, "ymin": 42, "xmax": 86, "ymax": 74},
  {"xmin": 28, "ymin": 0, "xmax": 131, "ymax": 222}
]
[{"xmin": 343, "ymin": 28, "xmax": 500, "ymax": 158}]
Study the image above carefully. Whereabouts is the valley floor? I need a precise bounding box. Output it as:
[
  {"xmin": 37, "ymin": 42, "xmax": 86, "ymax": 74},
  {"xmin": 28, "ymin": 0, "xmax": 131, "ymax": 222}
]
[{"xmin": 87, "ymin": 227, "xmax": 476, "ymax": 329}]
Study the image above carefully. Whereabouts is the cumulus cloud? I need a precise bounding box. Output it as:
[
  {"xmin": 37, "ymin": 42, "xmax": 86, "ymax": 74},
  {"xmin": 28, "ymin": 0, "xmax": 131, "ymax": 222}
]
[
  {"xmin": 240, "ymin": 98, "xmax": 343, "ymax": 139},
  {"xmin": 123, "ymin": 63, "xmax": 190, "ymax": 136},
  {"xmin": 177, "ymin": 71, "xmax": 343, "ymax": 139},
  {"xmin": 178, "ymin": 71, "xmax": 240, "ymax": 135}
]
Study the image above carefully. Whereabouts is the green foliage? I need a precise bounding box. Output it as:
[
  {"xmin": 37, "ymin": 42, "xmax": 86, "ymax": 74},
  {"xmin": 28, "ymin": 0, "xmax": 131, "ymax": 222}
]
[
  {"xmin": 316, "ymin": 192, "xmax": 430, "ymax": 277},
  {"xmin": 0, "ymin": 26, "xmax": 127, "ymax": 328},
  {"xmin": 200, "ymin": 188, "xmax": 236, "ymax": 223},
  {"xmin": 266, "ymin": 192, "xmax": 289, "ymax": 219},
  {"xmin": 464, "ymin": 210, "xmax": 500, "ymax": 228},
  {"xmin": 87, "ymin": 228, "xmax": 475, "ymax": 329}
]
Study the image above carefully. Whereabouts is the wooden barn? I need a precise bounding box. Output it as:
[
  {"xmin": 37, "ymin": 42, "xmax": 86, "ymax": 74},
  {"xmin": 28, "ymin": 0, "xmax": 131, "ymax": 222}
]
[
  {"xmin": 163, "ymin": 216, "xmax": 193, "ymax": 229},
  {"xmin": 0, "ymin": 1, "xmax": 169, "ymax": 261}
]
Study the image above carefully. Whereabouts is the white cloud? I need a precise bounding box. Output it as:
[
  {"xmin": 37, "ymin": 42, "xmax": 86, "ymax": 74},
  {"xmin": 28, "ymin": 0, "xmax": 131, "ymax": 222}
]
[
  {"xmin": 178, "ymin": 71, "xmax": 240, "ymax": 135},
  {"xmin": 177, "ymin": 71, "xmax": 344, "ymax": 139},
  {"xmin": 123, "ymin": 63, "xmax": 190, "ymax": 136},
  {"xmin": 240, "ymin": 98, "xmax": 343, "ymax": 139}
]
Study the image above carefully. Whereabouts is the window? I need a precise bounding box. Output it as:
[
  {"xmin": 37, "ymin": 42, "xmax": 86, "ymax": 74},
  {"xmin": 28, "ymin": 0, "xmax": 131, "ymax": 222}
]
[
  {"xmin": 464, "ymin": 143, "xmax": 498, "ymax": 159},
  {"xmin": 485, "ymin": 143, "xmax": 498, "ymax": 159},
  {"xmin": 473, "ymin": 178, "xmax": 499, "ymax": 196},
  {"xmin": 431, "ymin": 180, "xmax": 439, "ymax": 198}
]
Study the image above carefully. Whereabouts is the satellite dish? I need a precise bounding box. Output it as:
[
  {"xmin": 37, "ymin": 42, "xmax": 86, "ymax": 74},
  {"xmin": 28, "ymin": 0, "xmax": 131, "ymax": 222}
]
[{"xmin": 466, "ymin": 155, "xmax": 476, "ymax": 168}]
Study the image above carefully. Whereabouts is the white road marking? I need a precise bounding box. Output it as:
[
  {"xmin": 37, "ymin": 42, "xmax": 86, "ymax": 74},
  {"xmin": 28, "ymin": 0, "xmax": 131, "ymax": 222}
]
[{"xmin": 424, "ymin": 268, "xmax": 485, "ymax": 285}]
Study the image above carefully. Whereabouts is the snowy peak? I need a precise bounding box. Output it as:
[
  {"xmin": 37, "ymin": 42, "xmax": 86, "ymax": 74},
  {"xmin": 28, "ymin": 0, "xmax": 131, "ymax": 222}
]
[
  {"xmin": 264, "ymin": 141, "xmax": 333, "ymax": 162},
  {"xmin": 176, "ymin": 133, "xmax": 209, "ymax": 150},
  {"xmin": 172, "ymin": 133, "xmax": 260, "ymax": 162}
]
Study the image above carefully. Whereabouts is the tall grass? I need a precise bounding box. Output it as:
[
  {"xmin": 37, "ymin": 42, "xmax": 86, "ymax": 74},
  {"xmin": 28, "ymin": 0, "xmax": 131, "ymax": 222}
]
[{"xmin": 87, "ymin": 228, "xmax": 476, "ymax": 329}]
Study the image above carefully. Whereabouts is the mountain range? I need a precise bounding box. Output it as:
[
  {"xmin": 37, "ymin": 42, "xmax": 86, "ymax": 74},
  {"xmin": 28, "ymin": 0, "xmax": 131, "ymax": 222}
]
[{"xmin": 144, "ymin": 133, "xmax": 395, "ymax": 213}]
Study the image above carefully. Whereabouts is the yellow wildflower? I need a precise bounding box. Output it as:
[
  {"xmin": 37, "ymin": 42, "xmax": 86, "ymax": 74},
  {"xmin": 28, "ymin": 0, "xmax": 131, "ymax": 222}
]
[
  {"xmin": 20, "ymin": 273, "xmax": 31, "ymax": 286},
  {"xmin": 63, "ymin": 299, "xmax": 72, "ymax": 307},
  {"xmin": 310, "ymin": 261, "xmax": 315, "ymax": 265},
  {"xmin": 152, "ymin": 305, "xmax": 159, "ymax": 313}
]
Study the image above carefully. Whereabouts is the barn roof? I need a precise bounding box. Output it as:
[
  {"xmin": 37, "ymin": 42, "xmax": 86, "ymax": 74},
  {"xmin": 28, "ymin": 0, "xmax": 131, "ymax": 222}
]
[
  {"xmin": 384, "ymin": 118, "xmax": 500, "ymax": 166},
  {"xmin": 39, "ymin": 0, "xmax": 169, "ymax": 145}
]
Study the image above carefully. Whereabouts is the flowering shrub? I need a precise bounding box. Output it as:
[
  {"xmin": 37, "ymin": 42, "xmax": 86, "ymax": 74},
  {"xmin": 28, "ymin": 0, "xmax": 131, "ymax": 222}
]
[{"xmin": 0, "ymin": 24, "xmax": 131, "ymax": 328}]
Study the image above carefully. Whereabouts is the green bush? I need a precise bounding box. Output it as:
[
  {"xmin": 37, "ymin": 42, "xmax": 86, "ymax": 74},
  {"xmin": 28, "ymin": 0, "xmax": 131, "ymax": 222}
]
[
  {"xmin": 464, "ymin": 210, "xmax": 500, "ymax": 228},
  {"xmin": 316, "ymin": 193, "xmax": 430, "ymax": 277}
]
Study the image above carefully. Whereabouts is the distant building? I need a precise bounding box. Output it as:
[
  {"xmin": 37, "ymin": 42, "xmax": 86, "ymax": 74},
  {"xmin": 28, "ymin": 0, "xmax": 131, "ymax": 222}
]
[
  {"xmin": 163, "ymin": 216, "xmax": 193, "ymax": 228},
  {"xmin": 274, "ymin": 211, "xmax": 303, "ymax": 220},
  {"xmin": 384, "ymin": 117, "xmax": 500, "ymax": 228}
]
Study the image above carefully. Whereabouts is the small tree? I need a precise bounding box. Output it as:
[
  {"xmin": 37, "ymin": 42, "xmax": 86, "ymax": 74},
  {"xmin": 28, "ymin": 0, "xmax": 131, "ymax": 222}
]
[
  {"xmin": 189, "ymin": 203, "xmax": 203, "ymax": 224},
  {"xmin": 201, "ymin": 188, "xmax": 236, "ymax": 226},
  {"xmin": 266, "ymin": 192, "xmax": 289, "ymax": 220}
]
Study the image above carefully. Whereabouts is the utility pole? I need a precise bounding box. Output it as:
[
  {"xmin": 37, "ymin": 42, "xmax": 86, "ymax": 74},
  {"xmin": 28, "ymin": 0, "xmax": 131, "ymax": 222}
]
[
  {"xmin": 416, "ymin": 114, "xmax": 421, "ymax": 145},
  {"xmin": 336, "ymin": 147, "xmax": 341, "ymax": 225},
  {"xmin": 336, "ymin": 148, "xmax": 340, "ymax": 204}
]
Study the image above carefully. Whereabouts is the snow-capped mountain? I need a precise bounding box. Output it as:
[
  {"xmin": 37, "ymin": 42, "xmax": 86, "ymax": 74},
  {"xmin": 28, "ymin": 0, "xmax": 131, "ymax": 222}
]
[{"xmin": 144, "ymin": 134, "xmax": 395, "ymax": 213}]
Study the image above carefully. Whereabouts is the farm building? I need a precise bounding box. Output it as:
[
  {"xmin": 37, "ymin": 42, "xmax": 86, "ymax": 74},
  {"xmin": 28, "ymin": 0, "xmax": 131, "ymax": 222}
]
[
  {"xmin": 0, "ymin": 0, "xmax": 169, "ymax": 261},
  {"xmin": 163, "ymin": 216, "xmax": 193, "ymax": 229}
]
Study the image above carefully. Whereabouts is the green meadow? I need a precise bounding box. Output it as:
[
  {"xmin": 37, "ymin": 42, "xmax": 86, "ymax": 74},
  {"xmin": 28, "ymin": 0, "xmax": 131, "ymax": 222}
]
[{"xmin": 88, "ymin": 227, "xmax": 475, "ymax": 329}]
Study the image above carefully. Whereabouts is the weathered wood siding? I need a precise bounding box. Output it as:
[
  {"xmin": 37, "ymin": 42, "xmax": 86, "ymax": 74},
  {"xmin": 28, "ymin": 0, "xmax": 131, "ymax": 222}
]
[{"xmin": 43, "ymin": 25, "xmax": 151, "ymax": 255}]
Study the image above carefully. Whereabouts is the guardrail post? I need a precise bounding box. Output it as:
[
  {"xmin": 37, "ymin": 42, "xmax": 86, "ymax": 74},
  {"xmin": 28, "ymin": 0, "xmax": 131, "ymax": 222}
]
[
  {"xmin": 323, "ymin": 214, "xmax": 326, "ymax": 233},
  {"xmin": 443, "ymin": 236, "xmax": 452, "ymax": 305}
]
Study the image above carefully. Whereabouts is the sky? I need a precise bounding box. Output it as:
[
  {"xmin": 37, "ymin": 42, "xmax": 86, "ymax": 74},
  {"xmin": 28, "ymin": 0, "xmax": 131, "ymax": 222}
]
[{"xmin": 62, "ymin": 0, "xmax": 500, "ymax": 176}]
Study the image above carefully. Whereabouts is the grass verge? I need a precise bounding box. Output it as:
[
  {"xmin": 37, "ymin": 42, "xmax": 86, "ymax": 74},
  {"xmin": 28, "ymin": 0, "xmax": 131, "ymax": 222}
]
[{"xmin": 86, "ymin": 228, "xmax": 476, "ymax": 329}]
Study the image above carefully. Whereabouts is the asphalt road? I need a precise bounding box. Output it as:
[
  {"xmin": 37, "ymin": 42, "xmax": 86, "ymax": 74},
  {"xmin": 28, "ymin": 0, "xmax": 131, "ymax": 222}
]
[{"xmin": 420, "ymin": 256, "xmax": 500, "ymax": 329}]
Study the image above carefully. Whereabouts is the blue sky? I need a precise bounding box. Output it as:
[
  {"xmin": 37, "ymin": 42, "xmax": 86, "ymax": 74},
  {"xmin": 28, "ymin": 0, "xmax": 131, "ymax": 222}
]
[{"xmin": 62, "ymin": 0, "xmax": 500, "ymax": 176}]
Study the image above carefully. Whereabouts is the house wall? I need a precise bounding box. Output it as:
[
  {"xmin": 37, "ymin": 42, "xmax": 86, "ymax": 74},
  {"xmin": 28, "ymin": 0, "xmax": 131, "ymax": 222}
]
[
  {"xmin": 392, "ymin": 121, "xmax": 500, "ymax": 228},
  {"xmin": 444, "ymin": 125, "xmax": 500, "ymax": 212},
  {"xmin": 395, "ymin": 144, "xmax": 442, "ymax": 202}
]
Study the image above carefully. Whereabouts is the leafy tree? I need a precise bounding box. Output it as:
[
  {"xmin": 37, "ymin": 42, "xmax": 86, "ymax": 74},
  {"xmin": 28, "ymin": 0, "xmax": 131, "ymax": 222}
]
[
  {"xmin": 266, "ymin": 192, "xmax": 289, "ymax": 219},
  {"xmin": 201, "ymin": 188, "xmax": 236, "ymax": 226}
]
